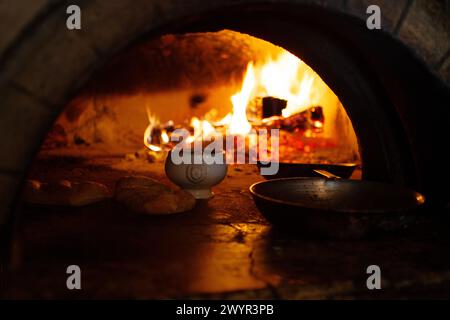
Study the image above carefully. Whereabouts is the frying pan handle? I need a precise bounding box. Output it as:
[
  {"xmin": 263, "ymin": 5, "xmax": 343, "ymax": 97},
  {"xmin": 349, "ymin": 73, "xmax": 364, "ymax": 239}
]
[{"xmin": 313, "ymin": 169, "xmax": 342, "ymax": 179}]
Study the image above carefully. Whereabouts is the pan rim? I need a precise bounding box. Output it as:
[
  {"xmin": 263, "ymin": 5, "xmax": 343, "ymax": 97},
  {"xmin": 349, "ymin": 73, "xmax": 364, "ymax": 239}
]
[
  {"xmin": 249, "ymin": 177, "xmax": 426, "ymax": 214},
  {"xmin": 256, "ymin": 161, "xmax": 359, "ymax": 168}
]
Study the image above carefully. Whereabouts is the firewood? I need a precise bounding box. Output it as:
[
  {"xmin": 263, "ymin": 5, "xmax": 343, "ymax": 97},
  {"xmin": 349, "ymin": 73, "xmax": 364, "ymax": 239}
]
[
  {"xmin": 261, "ymin": 106, "xmax": 324, "ymax": 132},
  {"xmin": 114, "ymin": 176, "xmax": 196, "ymax": 215},
  {"xmin": 262, "ymin": 96, "xmax": 287, "ymax": 118}
]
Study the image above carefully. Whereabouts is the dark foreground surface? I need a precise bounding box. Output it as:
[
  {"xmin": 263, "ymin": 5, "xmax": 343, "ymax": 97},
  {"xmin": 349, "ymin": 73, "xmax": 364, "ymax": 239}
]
[{"xmin": 3, "ymin": 156, "xmax": 450, "ymax": 299}]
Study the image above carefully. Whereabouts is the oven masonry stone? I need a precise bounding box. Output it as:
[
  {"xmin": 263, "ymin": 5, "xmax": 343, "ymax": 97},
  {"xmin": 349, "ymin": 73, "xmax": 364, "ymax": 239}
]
[{"xmin": 0, "ymin": 0, "xmax": 449, "ymax": 268}]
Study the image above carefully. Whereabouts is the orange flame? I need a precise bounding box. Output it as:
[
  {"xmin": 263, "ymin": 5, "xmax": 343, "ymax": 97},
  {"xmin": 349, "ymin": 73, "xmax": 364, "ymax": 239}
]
[
  {"xmin": 190, "ymin": 117, "xmax": 216, "ymax": 140},
  {"xmin": 257, "ymin": 52, "xmax": 317, "ymax": 117},
  {"xmin": 143, "ymin": 51, "xmax": 328, "ymax": 151},
  {"xmin": 229, "ymin": 62, "xmax": 254, "ymax": 135},
  {"xmin": 143, "ymin": 109, "xmax": 164, "ymax": 151}
]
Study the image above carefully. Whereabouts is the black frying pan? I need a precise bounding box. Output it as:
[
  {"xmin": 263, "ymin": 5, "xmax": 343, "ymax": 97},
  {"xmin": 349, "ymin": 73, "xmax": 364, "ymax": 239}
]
[{"xmin": 250, "ymin": 169, "xmax": 425, "ymax": 239}]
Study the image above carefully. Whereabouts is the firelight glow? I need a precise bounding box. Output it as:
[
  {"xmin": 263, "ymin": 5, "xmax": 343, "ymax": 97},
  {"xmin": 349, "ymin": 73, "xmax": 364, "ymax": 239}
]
[{"xmin": 144, "ymin": 49, "xmax": 331, "ymax": 150}]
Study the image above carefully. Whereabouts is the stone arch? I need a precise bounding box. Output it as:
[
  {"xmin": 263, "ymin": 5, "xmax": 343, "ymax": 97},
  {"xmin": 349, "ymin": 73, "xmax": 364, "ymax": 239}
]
[{"xmin": 0, "ymin": 0, "xmax": 448, "ymax": 263}]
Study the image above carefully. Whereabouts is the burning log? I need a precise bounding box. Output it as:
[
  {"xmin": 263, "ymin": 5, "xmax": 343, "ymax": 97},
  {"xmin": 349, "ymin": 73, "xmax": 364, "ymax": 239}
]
[
  {"xmin": 262, "ymin": 97, "xmax": 287, "ymax": 118},
  {"xmin": 144, "ymin": 118, "xmax": 175, "ymax": 152},
  {"xmin": 261, "ymin": 106, "xmax": 324, "ymax": 132},
  {"xmin": 149, "ymin": 127, "xmax": 164, "ymax": 145},
  {"xmin": 308, "ymin": 106, "xmax": 325, "ymax": 132}
]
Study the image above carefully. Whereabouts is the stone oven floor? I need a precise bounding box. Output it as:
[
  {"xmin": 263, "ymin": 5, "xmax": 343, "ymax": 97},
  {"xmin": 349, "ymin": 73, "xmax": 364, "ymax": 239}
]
[{"xmin": 4, "ymin": 154, "xmax": 450, "ymax": 299}]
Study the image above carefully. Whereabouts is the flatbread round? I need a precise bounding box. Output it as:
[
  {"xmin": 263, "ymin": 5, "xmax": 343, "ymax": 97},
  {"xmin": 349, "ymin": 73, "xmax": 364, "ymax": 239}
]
[
  {"xmin": 24, "ymin": 179, "xmax": 110, "ymax": 206},
  {"xmin": 114, "ymin": 176, "xmax": 196, "ymax": 215}
]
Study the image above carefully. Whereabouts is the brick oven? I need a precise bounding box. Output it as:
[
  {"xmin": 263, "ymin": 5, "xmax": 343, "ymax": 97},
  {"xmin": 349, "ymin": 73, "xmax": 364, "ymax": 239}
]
[{"xmin": 0, "ymin": 0, "xmax": 449, "ymax": 299}]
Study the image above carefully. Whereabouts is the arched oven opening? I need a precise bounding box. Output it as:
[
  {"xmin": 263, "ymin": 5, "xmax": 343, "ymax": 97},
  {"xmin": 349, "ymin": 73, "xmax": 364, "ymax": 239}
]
[{"xmin": 36, "ymin": 29, "xmax": 361, "ymax": 183}]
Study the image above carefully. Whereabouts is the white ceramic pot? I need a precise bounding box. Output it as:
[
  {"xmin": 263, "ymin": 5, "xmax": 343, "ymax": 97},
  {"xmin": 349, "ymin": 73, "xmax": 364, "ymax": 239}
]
[{"xmin": 165, "ymin": 149, "xmax": 228, "ymax": 199}]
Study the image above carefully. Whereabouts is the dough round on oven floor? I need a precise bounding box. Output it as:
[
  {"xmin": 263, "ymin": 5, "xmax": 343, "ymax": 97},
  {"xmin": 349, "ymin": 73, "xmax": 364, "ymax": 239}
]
[
  {"xmin": 24, "ymin": 179, "xmax": 110, "ymax": 206},
  {"xmin": 114, "ymin": 176, "xmax": 196, "ymax": 214}
]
